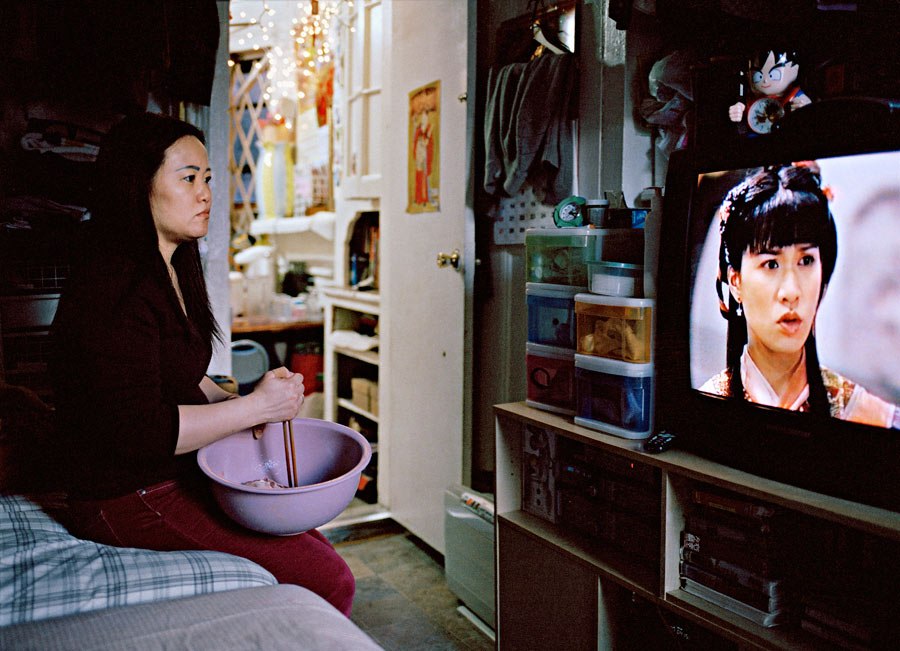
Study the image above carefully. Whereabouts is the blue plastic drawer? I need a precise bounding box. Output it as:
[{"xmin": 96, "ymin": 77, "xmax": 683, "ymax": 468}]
[
  {"xmin": 574, "ymin": 354, "xmax": 653, "ymax": 439},
  {"xmin": 526, "ymin": 283, "xmax": 583, "ymax": 349}
]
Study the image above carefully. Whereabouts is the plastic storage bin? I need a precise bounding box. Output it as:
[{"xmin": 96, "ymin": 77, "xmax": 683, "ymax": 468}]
[
  {"xmin": 526, "ymin": 342, "xmax": 575, "ymax": 415},
  {"xmin": 603, "ymin": 208, "xmax": 648, "ymax": 229},
  {"xmin": 526, "ymin": 283, "xmax": 582, "ymax": 349},
  {"xmin": 576, "ymin": 294, "xmax": 654, "ymax": 363},
  {"xmin": 574, "ymin": 354, "xmax": 653, "ymax": 439},
  {"xmin": 592, "ymin": 228, "xmax": 644, "ymax": 266},
  {"xmin": 583, "ymin": 199, "xmax": 609, "ymax": 226},
  {"xmin": 587, "ymin": 261, "xmax": 644, "ymax": 297},
  {"xmin": 525, "ymin": 228, "xmax": 644, "ymax": 287},
  {"xmin": 525, "ymin": 227, "xmax": 594, "ymax": 286}
]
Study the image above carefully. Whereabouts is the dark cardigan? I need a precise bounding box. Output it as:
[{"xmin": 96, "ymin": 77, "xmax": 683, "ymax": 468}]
[{"xmin": 50, "ymin": 250, "xmax": 211, "ymax": 499}]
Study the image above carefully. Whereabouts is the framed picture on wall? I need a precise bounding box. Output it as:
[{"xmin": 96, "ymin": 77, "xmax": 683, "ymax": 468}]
[{"xmin": 407, "ymin": 80, "xmax": 440, "ymax": 213}]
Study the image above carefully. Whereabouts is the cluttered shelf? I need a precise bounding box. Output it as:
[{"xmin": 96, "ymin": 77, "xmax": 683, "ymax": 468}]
[
  {"xmin": 495, "ymin": 402, "xmax": 900, "ymax": 650},
  {"xmin": 494, "ymin": 402, "xmax": 900, "ymax": 537}
]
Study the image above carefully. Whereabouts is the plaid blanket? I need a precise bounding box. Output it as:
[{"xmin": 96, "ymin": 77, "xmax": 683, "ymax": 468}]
[{"xmin": 0, "ymin": 494, "xmax": 277, "ymax": 626}]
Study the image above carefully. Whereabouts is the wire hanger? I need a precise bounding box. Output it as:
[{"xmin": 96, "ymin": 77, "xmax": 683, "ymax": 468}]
[
  {"xmin": 529, "ymin": 0, "xmax": 571, "ymax": 56},
  {"xmin": 533, "ymin": 23, "xmax": 567, "ymax": 54}
]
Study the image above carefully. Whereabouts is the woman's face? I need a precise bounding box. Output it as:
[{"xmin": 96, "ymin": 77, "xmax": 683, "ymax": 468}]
[
  {"xmin": 150, "ymin": 135, "xmax": 211, "ymax": 250},
  {"xmin": 729, "ymin": 243, "xmax": 822, "ymax": 359}
]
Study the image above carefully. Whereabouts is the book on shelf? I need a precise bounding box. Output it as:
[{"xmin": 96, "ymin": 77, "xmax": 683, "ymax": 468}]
[
  {"xmin": 680, "ymin": 578, "xmax": 790, "ymax": 628},
  {"xmin": 577, "ymin": 444, "xmax": 659, "ymax": 487},
  {"xmin": 680, "ymin": 547, "xmax": 782, "ymax": 593},
  {"xmin": 600, "ymin": 476, "xmax": 659, "ymax": 520},
  {"xmin": 800, "ymin": 591, "xmax": 897, "ymax": 649},
  {"xmin": 681, "ymin": 530, "xmax": 783, "ymax": 577},
  {"xmin": 691, "ymin": 487, "xmax": 778, "ymax": 521},
  {"xmin": 680, "ymin": 562, "xmax": 788, "ymax": 613},
  {"xmin": 684, "ymin": 513, "xmax": 780, "ymax": 552},
  {"xmin": 686, "ymin": 502, "xmax": 787, "ymax": 538}
]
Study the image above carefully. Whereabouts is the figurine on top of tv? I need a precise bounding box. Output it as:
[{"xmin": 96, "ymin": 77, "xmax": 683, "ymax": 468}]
[{"xmin": 728, "ymin": 48, "xmax": 812, "ymax": 135}]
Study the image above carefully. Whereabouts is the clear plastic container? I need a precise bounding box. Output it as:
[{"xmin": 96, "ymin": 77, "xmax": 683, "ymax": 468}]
[
  {"xmin": 575, "ymin": 294, "xmax": 654, "ymax": 363},
  {"xmin": 574, "ymin": 353, "xmax": 654, "ymax": 439},
  {"xmin": 587, "ymin": 261, "xmax": 644, "ymax": 297},
  {"xmin": 526, "ymin": 342, "xmax": 575, "ymax": 415},
  {"xmin": 525, "ymin": 227, "xmax": 644, "ymax": 287},
  {"xmin": 525, "ymin": 227, "xmax": 595, "ymax": 286},
  {"xmin": 526, "ymin": 283, "xmax": 583, "ymax": 349},
  {"xmin": 583, "ymin": 200, "xmax": 609, "ymax": 226},
  {"xmin": 591, "ymin": 228, "xmax": 644, "ymax": 266}
]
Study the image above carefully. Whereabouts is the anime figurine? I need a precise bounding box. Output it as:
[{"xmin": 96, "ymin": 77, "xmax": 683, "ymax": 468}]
[{"xmin": 728, "ymin": 49, "xmax": 811, "ymax": 135}]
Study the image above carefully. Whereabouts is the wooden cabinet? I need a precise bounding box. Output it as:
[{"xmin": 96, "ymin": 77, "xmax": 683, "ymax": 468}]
[{"xmin": 495, "ymin": 402, "xmax": 900, "ymax": 650}]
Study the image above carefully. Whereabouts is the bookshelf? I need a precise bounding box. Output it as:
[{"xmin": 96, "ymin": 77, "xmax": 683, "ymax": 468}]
[
  {"xmin": 494, "ymin": 401, "xmax": 900, "ymax": 650},
  {"xmin": 322, "ymin": 286, "xmax": 380, "ymax": 506}
]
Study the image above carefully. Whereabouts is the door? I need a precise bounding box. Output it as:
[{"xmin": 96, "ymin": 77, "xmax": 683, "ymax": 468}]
[{"xmin": 379, "ymin": 0, "xmax": 473, "ymax": 554}]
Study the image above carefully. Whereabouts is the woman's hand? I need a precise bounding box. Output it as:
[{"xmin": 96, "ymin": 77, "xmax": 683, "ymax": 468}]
[
  {"xmin": 249, "ymin": 367, "xmax": 305, "ymax": 424},
  {"xmin": 175, "ymin": 367, "xmax": 304, "ymax": 454}
]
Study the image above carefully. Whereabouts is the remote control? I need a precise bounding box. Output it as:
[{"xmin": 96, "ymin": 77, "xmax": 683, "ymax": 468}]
[{"xmin": 642, "ymin": 430, "xmax": 677, "ymax": 454}]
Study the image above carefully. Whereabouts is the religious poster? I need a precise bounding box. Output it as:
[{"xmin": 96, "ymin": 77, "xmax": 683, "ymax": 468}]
[{"xmin": 407, "ymin": 81, "xmax": 440, "ymax": 213}]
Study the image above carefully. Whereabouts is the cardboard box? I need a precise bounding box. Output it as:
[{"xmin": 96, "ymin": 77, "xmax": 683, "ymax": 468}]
[
  {"xmin": 351, "ymin": 377, "xmax": 379, "ymax": 416},
  {"xmin": 369, "ymin": 388, "xmax": 379, "ymax": 417}
]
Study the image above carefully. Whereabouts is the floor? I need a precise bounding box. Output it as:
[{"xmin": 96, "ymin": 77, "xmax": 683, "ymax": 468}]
[{"xmin": 329, "ymin": 522, "xmax": 495, "ymax": 651}]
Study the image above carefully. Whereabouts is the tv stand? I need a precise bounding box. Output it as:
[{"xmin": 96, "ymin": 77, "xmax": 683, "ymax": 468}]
[{"xmin": 494, "ymin": 402, "xmax": 900, "ymax": 650}]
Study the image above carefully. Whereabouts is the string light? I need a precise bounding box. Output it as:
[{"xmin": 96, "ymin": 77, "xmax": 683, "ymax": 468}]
[{"xmin": 230, "ymin": 1, "xmax": 346, "ymax": 127}]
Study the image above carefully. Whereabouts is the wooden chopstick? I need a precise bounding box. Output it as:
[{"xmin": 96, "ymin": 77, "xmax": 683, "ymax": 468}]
[
  {"xmin": 287, "ymin": 419, "xmax": 298, "ymax": 489},
  {"xmin": 282, "ymin": 421, "xmax": 294, "ymax": 488}
]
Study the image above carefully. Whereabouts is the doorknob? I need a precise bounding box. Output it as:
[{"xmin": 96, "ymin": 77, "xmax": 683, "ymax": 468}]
[{"xmin": 436, "ymin": 249, "xmax": 461, "ymax": 269}]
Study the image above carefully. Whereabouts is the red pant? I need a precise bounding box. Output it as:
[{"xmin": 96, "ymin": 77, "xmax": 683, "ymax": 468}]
[{"xmin": 58, "ymin": 475, "xmax": 355, "ymax": 617}]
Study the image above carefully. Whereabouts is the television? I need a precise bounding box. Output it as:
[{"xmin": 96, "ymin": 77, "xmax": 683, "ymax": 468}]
[{"xmin": 655, "ymin": 99, "xmax": 900, "ymax": 512}]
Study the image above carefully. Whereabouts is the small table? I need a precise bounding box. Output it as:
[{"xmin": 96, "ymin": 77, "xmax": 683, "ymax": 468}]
[{"xmin": 231, "ymin": 317, "xmax": 324, "ymax": 368}]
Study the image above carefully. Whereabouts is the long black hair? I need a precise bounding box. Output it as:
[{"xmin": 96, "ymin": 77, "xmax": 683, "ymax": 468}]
[
  {"xmin": 715, "ymin": 162, "xmax": 837, "ymax": 415},
  {"xmin": 91, "ymin": 112, "xmax": 221, "ymax": 345}
]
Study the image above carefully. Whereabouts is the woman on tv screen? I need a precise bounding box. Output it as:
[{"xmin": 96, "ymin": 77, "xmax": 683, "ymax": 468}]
[{"xmin": 698, "ymin": 162, "xmax": 899, "ymax": 429}]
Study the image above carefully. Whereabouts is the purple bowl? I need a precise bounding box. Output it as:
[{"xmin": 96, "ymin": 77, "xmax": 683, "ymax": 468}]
[{"xmin": 197, "ymin": 418, "xmax": 371, "ymax": 536}]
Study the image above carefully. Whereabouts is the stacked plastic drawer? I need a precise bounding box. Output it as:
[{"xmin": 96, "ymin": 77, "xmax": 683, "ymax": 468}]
[
  {"xmin": 524, "ymin": 225, "xmax": 645, "ymax": 418},
  {"xmin": 524, "ymin": 228, "xmax": 589, "ymax": 416},
  {"xmin": 574, "ymin": 217, "xmax": 655, "ymax": 440}
]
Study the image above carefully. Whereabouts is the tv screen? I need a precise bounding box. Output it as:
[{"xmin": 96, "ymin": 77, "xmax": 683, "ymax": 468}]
[
  {"xmin": 689, "ymin": 151, "xmax": 900, "ymax": 427},
  {"xmin": 655, "ymin": 101, "xmax": 900, "ymax": 511}
]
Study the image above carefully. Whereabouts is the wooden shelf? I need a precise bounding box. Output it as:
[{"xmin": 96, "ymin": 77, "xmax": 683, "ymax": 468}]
[
  {"xmin": 323, "ymin": 287, "xmax": 382, "ymax": 509},
  {"xmin": 494, "ymin": 401, "xmax": 900, "ymax": 650},
  {"xmin": 495, "ymin": 402, "xmax": 900, "ymax": 541},
  {"xmin": 321, "ymin": 286, "xmax": 380, "ymax": 310},
  {"xmin": 664, "ymin": 591, "xmax": 824, "ymax": 651},
  {"xmin": 498, "ymin": 510, "xmax": 658, "ymax": 600},
  {"xmin": 337, "ymin": 397, "xmax": 379, "ymax": 423},
  {"xmin": 334, "ymin": 346, "xmax": 378, "ymax": 366}
]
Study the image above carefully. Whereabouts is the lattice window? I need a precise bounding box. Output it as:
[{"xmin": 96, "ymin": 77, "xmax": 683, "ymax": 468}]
[{"xmin": 229, "ymin": 57, "xmax": 271, "ymax": 235}]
